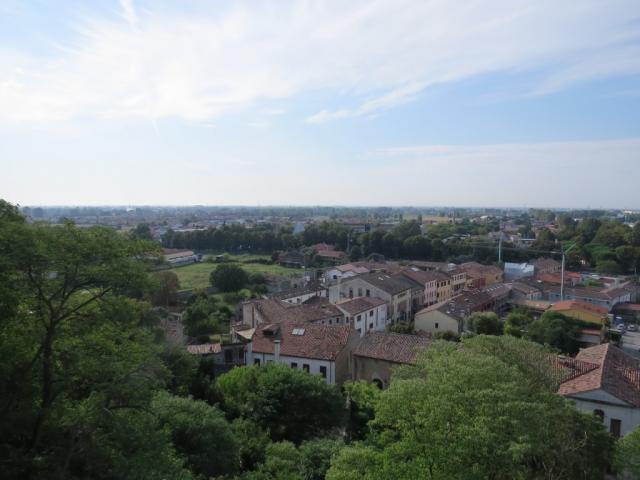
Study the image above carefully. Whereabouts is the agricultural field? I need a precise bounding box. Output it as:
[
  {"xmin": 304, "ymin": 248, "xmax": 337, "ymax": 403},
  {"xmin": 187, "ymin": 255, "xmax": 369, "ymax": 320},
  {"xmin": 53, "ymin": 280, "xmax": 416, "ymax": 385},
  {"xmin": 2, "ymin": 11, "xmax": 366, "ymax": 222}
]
[{"xmin": 170, "ymin": 254, "xmax": 302, "ymax": 291}]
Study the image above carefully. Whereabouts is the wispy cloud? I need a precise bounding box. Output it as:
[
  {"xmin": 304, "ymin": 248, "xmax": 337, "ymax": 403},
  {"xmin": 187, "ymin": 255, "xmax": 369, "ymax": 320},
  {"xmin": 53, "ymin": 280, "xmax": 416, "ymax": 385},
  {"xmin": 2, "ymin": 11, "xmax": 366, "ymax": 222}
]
[{"xmin": 0, "ymin": 0, "xmax": 639, "ymax": 124}]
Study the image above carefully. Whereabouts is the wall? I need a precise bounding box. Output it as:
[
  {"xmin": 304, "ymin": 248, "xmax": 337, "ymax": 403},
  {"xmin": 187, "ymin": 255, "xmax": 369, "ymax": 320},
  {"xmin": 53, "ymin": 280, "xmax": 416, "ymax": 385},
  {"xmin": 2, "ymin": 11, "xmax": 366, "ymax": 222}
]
[
  {"xmin": 569, "ymin": 390, "xmax": 640, "ymax": 436},
  {"xmin": 352, "ymin": 355, "xmax": 399, "ymax": 389},
  {"xmin": 414, "ymin": 309, "xmax": 460, "ymax": 335},
  {"xmin": 246, "ymin": 350, "xmax": 337, "ymax": 384}
]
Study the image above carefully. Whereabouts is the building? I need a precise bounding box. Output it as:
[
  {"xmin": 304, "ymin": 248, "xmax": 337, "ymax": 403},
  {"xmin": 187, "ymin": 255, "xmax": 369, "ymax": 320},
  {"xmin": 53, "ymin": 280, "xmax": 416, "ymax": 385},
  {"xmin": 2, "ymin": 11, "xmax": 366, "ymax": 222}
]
[
  {"xmin": 352, "ymin": 332, "xmax": 432, "ymax": 388},
  {"xmin": 315, "ymin": 249, "xmax": 349, "ymax": 265},
  {"xmin": 162, "ymin": 248, "xmax": 198, "ymax": 266},
  {"xmin": 547, "ymin": 285, "xmax": 631, "ymax": 311},
  {"xmin": 241, "ymin": 297, "xmax": 344, "ymax": 328},
  {"xmin": 457, "ymin": 262, "xmax": 504, "ymax": 288},
  {"xmin": 335, "ymin": 296, "xmax": 388, "ymax": 337},
  {"xmin": 414, "ymin": 289, "xmax": 494, "ymax": 335},
  {"xmin": 398, "ymin": 268, "xmax": 439, "ymax": 307},
  {"xmin": 324, "ymin": 263, "xmax": 370, "ymax": 282},
  {"xmin": 270, "ymin": 282, "xmax": 328, "ymax": 305},
  {"xmin": 558, "ymin": 344, "xmax": 640, "ymax": 437},
  {"xmin": 246, "ymin": 323, "xmax": 358, "ymax": 385},
  {"xmin": 332, "ymin": 272, "xmax": 414, "ymax": 323},
  {"xmin": 511, "ymin": 280, "xmax": 545, "ymax": 301},
  {"xmin": 278, "ymin": 250, "xmax": 308, "ymax": 268},
  {"xmin": 530, "ymin": 257, "xmax": 561, "ymax": 275},
  {"xmin": 549, "ymin": 300, "xmax": 609, "ymax": 326}
]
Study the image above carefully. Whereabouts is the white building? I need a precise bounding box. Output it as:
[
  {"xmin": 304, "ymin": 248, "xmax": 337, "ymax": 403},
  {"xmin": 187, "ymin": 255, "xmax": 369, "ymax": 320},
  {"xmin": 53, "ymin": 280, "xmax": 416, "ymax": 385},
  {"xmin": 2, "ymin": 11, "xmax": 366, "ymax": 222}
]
[
  {"xmin": 504, "ymin": 262, "xmax": 535, "ymax": 281},
  {"xmin": 559, "ymin": 344, "xmax": 640, "ymax": 437},
  {"xmin": 335, "ymin": 296, "xmax": 388, "ymax": 337},
  {"xmin": 245, "ymin": 323, "xmax": 358, "ymax": 385}
]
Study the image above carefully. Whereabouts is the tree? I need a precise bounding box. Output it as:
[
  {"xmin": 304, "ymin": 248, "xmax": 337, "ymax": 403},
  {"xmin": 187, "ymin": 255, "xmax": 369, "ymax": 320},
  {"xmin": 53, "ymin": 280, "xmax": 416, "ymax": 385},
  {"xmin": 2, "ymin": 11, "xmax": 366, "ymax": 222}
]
[
  {"xmin": 615, "ymin": 425, "xmax": 640, "ymax": 477},
  {"xmin": 527, "ymin": 311, "xmax": 582, "ymax": 355},
  {"xmin": 503, "ymin": 309, "xmax": 533, "ymax": 338},
  {"xmin": 343, "ymin": 381, "xmax": 381, "ymax": 441},
  {"xmin": 596, "ymin": 259, "xmax": 622, "ymax": 275},
  {"xmin": 392, "ymin": 220, "xmax": 421, "ymax": 242},
  {"xmin": 216, "ymin": 364, "xmax": 345, "ymax": 444},
  {"xmin": 210, "ymin": 263, "xmax": 248, "ymax": 292},
  {"xmin": 130, "ymin": 222, "xmax": 153, "ymax": 241},
  {"xmin": 327, "ymin": 338, "xmax": 613, "ymax": 480},
  {"xmin": 402, "ymin": 235, "xmax": 430, "ymax": 259},
  {"xmin": 152, "ymin": 392, "xmax": 239, "ymax": 479},
  {"xmin": 466, "ymin": 312, "xmax": 502, "ymax": 335},
  {"xmin": 151, "ymin": 270, "xmax": 180, "ymax": 306},
  {"xmin": 615, "ymin": 245, "xmax": 638, "ymax": 272},
  {"xmin": 349, "ymin": 244, "xmax": 362, "ymax": 261},
  {"xmin": 0, "ymin": 217, "xmax": 154, "ymax": 476},
  {"xmin": 633, "ymin": 222, "xmax": 640, "ymax": 247}
]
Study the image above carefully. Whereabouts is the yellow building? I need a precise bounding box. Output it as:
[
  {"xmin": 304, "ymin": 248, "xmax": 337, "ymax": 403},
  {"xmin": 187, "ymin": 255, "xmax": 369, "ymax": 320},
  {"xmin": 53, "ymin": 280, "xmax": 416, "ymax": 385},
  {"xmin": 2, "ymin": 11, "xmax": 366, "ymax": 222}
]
[{"xmin": 549, "ymin": 300, "xmax": 608, "ymax": 325}]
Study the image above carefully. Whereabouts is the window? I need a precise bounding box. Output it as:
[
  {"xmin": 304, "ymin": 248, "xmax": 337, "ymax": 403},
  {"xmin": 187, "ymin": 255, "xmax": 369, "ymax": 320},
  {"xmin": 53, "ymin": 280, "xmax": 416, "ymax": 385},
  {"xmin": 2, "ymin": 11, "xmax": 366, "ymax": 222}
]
[
  {"xmin": 329, "ymin": 319, "xmax": 332, "ymax": 325},
  {"xmin": 358, "ymin": 288, "xmax": 363, "ymax": 296},
  {"xmin": 369, "ymin": 323, "xmax": 373, "ymax": 329},
  {"xmin": 291, "ymin": 362, "xmax": 298, "ymax": 369},
  {"xmin": 369, "ymin": 310, "xmax": 374, "ymax": 317},
  {"xmin": 224, "ymin": 349, "xmax": 233, "ymax": 363},
  {"xmin": 349, "ymin": 289, "xmax": 353, "ymax": 298},
  {"xmin": 357, "ymin": 328, "xmax": 362, "ymax": 335},
  {"xmin": 239, "ymin": 349, "xmax": 244, "ymax": 360},
  {"xmin": 319, "ymin": 366, "xmax": 327, "ymax": 378},
  {"xmin": 357, "ymin": 314, "xmax": 362, "ymax": 321},
  {"xmin": 366, "ymin": 289, "xmax": 370, "ymax": 297},
  {"xmin": 302, "ymin": 364, "xmax": 310, "ymax": 373},
  {"xmin": 254, "ymin": 358, "xmax": 261, "ymax": 365},
  {"xmin": 435, "ymin": 322, "xmax": 439, "ymax": 329},
  {"xmin": 610, "ymin": 419, "xmax": 622, "ymax": 437}
]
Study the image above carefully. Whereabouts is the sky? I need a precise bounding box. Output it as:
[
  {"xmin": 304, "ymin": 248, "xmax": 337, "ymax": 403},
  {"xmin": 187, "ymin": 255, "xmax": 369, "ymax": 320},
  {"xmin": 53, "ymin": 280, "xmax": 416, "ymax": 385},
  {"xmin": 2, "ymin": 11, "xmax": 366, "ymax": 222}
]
[{"xmin": 1, "ymin": 0, "xmax": 640, "ymax": 209}]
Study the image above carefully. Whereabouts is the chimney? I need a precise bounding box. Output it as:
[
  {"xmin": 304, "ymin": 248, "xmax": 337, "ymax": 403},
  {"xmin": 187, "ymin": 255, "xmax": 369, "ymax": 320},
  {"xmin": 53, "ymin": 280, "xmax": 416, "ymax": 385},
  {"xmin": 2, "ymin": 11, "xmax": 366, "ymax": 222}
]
[{"xmin": 274, "ymin": 339, "xmax": 281, "ymax": 363}]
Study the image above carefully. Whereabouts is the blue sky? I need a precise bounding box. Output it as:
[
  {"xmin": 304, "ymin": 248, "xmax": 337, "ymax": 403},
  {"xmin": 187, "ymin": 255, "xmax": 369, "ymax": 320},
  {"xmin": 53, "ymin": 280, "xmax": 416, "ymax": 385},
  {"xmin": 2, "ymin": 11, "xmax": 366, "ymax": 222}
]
[{"xmin": 1, "ymin": 0, "xmax": 640, "ymax": 208}]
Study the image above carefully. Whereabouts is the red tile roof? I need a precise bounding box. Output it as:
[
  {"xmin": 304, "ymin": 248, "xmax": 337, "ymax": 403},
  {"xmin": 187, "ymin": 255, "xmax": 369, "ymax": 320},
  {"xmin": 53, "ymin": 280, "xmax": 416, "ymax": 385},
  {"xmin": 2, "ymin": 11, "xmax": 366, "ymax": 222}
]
[
  {"xmin": 336, "ymin": 296, "xmax": 386, "ymax": 315},
  {"xmin": 251, "ymin": 323, "xmax": 352, "ymax": 361},
  {"xmin": 558, "ymin": 344, "xmax": 640, "ymax": 407},
  {"xmin": 353, "ymin": 332, "xmax": 432, "ymax": 364},
  {"xmin": 550, "ymin": 300, "xmax": 608, "ymax": 318}
]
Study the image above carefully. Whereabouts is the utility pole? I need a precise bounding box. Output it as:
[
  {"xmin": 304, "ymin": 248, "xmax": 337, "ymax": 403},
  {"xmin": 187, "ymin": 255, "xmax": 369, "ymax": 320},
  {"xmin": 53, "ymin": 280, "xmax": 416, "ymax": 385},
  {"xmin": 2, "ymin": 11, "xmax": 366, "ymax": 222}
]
[
  {"xmin": 560, "ymin": 243, "xmax": 577, "ymax": 301},
  {"xmin": 498, "ymin": 235, "xmax": 503, "ymax": 264}
]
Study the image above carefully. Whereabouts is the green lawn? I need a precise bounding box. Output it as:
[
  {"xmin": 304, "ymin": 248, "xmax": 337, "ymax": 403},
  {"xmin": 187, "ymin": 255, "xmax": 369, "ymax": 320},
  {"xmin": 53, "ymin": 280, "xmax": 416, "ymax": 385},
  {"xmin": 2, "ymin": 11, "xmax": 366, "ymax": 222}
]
[{"xmin": 170, "ymin": 256, "xmax": 302, "ymax": 291}]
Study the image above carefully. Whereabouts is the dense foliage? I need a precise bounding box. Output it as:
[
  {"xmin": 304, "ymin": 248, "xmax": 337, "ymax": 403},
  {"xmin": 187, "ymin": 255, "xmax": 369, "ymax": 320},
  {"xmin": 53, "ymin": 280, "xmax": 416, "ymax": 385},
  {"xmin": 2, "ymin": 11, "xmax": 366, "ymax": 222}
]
[{"xmin": 327, "ymin": 336, "xmax": 613, "ymax": 480}]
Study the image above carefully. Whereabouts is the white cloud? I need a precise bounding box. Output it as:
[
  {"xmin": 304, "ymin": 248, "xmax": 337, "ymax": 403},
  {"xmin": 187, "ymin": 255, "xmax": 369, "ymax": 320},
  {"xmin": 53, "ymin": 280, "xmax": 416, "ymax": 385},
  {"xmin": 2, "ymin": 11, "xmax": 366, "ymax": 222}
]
[
  {"xmin": 0, "ymin": 0, "xmax": 639, "ymax": 124},
  {"xmin": 118, "ymin": 0, "xmax": 137, "ymax": 27}
]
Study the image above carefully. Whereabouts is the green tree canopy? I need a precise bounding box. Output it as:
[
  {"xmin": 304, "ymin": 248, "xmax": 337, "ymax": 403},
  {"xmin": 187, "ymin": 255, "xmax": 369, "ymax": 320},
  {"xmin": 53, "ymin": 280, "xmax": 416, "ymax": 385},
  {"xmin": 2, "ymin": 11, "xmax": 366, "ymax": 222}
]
[
  {"xmin": 216, "ymin": 364, "xmax": 345, "ymax": 444},
  {"xmin": 503, "ymin": 309, "xmax": 533, "ymax": 338},
  {"xmin": 466, "ymin": 312, "xmax": 502, "ymax": 335},
  {"xmin": 327, "ymin": 337, "xmax": 612, "ymax": 480},
  {"xmin": 210, "ymin": 263, "xmax": 249, "ymax": 292},
  {"xmin": 527, "ymin": 311, "xmax": 582, "ymax": 355}
]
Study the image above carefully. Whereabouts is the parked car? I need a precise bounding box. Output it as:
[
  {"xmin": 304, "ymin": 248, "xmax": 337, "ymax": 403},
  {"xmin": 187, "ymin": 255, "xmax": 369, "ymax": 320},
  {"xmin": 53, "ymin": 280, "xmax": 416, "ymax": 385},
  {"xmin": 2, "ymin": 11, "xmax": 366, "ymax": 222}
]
[{"xmin": 628, "ymin": 324, "xmax": 637, "ymax": 332}]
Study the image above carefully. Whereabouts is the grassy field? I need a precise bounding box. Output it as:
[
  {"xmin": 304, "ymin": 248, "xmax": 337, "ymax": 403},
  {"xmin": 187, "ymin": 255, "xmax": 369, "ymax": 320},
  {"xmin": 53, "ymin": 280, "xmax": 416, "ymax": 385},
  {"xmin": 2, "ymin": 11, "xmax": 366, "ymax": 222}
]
[{"xmin": 170, "ymin": 255, "xmax": 302, "ymax": 291}]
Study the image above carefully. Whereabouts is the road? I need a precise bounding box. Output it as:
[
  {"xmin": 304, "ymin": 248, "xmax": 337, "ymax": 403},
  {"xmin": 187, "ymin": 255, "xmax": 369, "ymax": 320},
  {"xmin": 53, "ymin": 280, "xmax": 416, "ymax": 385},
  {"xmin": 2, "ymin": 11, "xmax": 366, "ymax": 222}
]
[{"xmin": 621, "ymin": 330, "xmax": 640, "ymax": 358}]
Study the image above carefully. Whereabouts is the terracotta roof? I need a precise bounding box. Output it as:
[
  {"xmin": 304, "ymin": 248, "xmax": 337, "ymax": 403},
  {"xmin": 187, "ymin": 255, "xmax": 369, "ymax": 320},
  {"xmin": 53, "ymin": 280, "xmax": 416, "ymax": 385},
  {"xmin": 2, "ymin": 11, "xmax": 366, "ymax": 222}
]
[
  {"xmin": 547, "ymin": 285, "xmax": 630, "ymax": 302},
  {"xmin": 398, "ymin": 269, "xmax": 441, "ymax": 286},
  {"xmin": 251, "ymin": 323, "xmax": 352, "ymax": 361},
  {"xmin": 482, "ymin": 282, "xmax": 512, "ymax": 299},
  {"xmin": 312, "ymin": 242, "xmax": 334, "ymax": 252},
  {"xmin": 550, "ymin": 300, "xmax": 608, "ymax": 318},
  {"xmin": 335, "ymin": 263, "xmax": 370, "ymax": 274},
  {"xmin": 247, "ymin": 297, "xmax": 343, "ymax": 325},
  {"xmin": 530, "ymin": 257, "xmax": 561, "ymax": 271},
  {"xmin": 558, "ymin": 344, "xmax": 640, "ymax": 407},
  {"xmin": 316, "ymin": 250, "xmax": 347, "ymax": 259},
  {"xmin": 187, "ymin": 343, "xmax": 221, "ymax": 355},
  {"xmin": 336, "ymin": 296, "xmax": 386, "ymax": 315},
  {"xmin": 270, "ymin": 281, "xmax": 326, "ymax": 300},
  {"xmin": 354, "ymin": 332, "xmax": 432, "ymax": 364}
]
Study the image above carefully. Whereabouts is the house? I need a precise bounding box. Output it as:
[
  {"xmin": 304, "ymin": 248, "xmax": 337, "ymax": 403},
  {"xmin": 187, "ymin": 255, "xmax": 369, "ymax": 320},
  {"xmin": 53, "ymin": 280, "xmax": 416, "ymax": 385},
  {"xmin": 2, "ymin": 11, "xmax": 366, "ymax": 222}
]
[
  {"xmin": 315, "ymin": 249, "xmax": 349, "ymax": 265},
  {"xmin": 241, "ymin": 297, "xmax": 344, "ymax": 328},
  {"xmin": 398, "ymin": 268, "xmax": 439, "ymax": 307},
  {"xmin": 511, "ymin": 279, "xmax": 545, "ymax": 300},
  {"xmin": 547, "ymin": 285, "xmax": 631, "ymax": 311},
  {"xmin": 270, "ymin": 282, "xmax": 328, "ymax": 305},
  {"xmin": 530, "ymin": 257, "xmax": 561, "ymax": 275},
  {"xmin": 162, "ymin": 248, "xmax": 198, "ymax": 266},
  {"xmin": 336, "ymin": 296, "xmax": 388, "ymax": 337},
  {"xmin": 457, "ymin": 262, "xmax": 504, "ymax": 288},
  {"xmin": 333, "ymin": 272, "xmax": 414, "ymax": 323},
  {"xmin": 482, "ymin": 282, "xmax": 512, "ymax": 314},
  {"xmin": 535, "ymin": 271, "xmax": 581, "ymax": 286},
  {"xmin": 324, "ymin": 263, "xmax": 370, "ymax": 283},
  {"xmin": 414, "ymin": 289, "xmax": 494, "ymax": 335},
  {"xmin": 549, "ymin": 300, "xmax": 609, "ymax": 326},
  {"xmin": 504, "ymin": 262, "xmax": 535, "ymax": 281},
  {"xmin": 245, "ymin": 323, "xmax": 359, "ymax": 385},
  {"xmin": 352, "ymin": 332, "xmax": 432, "ymax": 388},
  {"xmin": 558, "ymin": 344, "xmax": 640, "ymax": 437}
]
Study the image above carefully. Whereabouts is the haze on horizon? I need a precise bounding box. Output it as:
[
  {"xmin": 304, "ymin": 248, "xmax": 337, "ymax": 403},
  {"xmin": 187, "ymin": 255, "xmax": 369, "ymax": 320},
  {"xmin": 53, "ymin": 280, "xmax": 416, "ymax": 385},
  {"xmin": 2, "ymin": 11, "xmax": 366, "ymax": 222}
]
[{"xmin": 2, "ymin": 0, "xmax": 640, "ymax": 209}]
